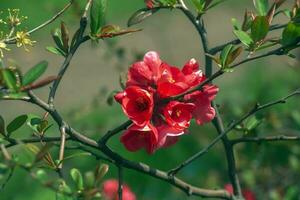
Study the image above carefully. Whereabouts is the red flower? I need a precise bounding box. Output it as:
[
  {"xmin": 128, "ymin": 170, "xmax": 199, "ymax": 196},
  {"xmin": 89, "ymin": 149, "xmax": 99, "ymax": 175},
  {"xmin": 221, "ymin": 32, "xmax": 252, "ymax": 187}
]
[
  {"xmin": 163, "ymin": 101, "xmax": 195, "ymax": 130},
  {"xmin": 157, "ymin": 64, "xmax": 189, "ymax": 98},
  {"xmin": 115, "ymin": 51, "xmax": 219, "ymax": 153},
  {"xmin": 103, "ymin": 179, "xmax": 136, "ymax": 200},
  {"xmin": 115, "ymin": 86, "xmax": 154, "ymax": 127},
  {"xmin": 156, "ymin": 124, "xmax": 183, "ymax": 149},
  {"xmin": 120, "ymin": 124, "xmax": 158, "ymax": 154},
  {"xmin": 182, "ymin": 58, "xmax": 205, "ymax": 87},
  {"xmin": 127, "ymin": 51, "xmax": 162, "ymax": 88},
  {"xmin": 184, "ymin": 85, "xmax": 218, "ymax": 125},
  {"xmin": 224, "ymin": 184, "xmax": 256, "ymax": 200},
  {"xmin": 144, "ymin": 0, "xmax": 155, "ymax": 9}
]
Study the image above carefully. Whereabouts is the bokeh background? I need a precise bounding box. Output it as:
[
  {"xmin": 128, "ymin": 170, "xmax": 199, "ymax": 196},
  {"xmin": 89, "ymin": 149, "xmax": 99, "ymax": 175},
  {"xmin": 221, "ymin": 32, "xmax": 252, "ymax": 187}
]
[{"xmin": 1, "ymin": 0, "xmax": 300, "ymax": 199}]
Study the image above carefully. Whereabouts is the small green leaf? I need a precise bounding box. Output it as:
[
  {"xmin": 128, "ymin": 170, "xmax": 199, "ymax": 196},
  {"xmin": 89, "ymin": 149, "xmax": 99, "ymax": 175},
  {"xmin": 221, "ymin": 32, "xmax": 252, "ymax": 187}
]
[
  {"xmin": 95, "ymin": 164, "xmax": 109, "ymax": 185},
  {"xmin": 251, "ymin": 16, "xmax": 269, "ymax": 42},
  {"xmin": 127, "ymin": 8, "xmax": 159, "ymax": 27},
  {"xmin": 281, "ymin": 22, "xmax": 300, "ymax": 46},
  {"xmin": 84, "ymin": 171, "xmax": 95, "ymax": 189},
  {"xmin": 226, "ymin": 46, "xmax": 243, "ymax": 65},
  {"xmin": 70, "ymin": 168, "xmax": 84, "ymax": 191},
  {"xmin": 253, "ymin": 0, "xmax": 269, "ymax": 16},
  {"xmin": 231, "ymin": 18, "xmax": 241, "ymax": 30},
  {"xmin": 191, "ymin": 0, "xmax": 206, "ymax": 13},
  {"xmin": 244, "ymin": 115, "xmax": 263, "ymax": 133},
  {"xmin": 2, "ymin": 69, "xmax": 18, "ymax": 92},
  {"xmin": 0, "ymin": 115, "xmax": 5, "ymax": 136},
  {"xmin": 22, "ymin": 61, "xmax": 48, "ymax": 86},
  {"xmin": 90, "ymin": 0, "xmax": 107, "ymax": 35},
  {"xmin": 51, "ymin": 29, "xmax": 64, "ymax": 51},
  {"xmin": 220, "ymin": 44, "xmax": 234, "ymax": 67},
  {"xmin": 233, "ymin": 30, "xmax": 254, "ymax": 47},
  {"xmin": 46, "ymin": 46, "xmax": 66, "ymax": 57},
  {"xmin": 6, "ymin": 114, "xmax": 28, "ymax": 136},
  {"xmin": 206, "ymin": 0, "xmax": 227, "ymax": 10}
]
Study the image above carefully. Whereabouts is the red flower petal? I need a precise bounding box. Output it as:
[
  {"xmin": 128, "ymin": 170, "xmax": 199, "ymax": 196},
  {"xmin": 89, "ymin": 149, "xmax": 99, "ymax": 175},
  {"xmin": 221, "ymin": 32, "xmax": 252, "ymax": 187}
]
[
  {"xmin": 120, "ymin": 124, "xmax": 158, "ymax": 154},
  {"xmin": 144, "ymin": 0, "xmax": 154, "ymax": 9},
  {"xmin": 156, "ymin": 124, "xmax": 183, "ymax": 149},
  {"xmin": 163, "ymin": 101, "xmax": 195, "ymax": 130},
  {"xmin": 103, "ymin": 179, "xmax": 136, "ymax": 200},
  {"xmin": 115, "ymin": 86, "xmax": 154, "ymax": 127},
  {"xmin": 182, "ymin": 58, "xmax": 199, "ymax": 75},
  {"xmin": 143, "ymin": 51, "xmax": 162, "ymax": 82},
  {"xmin": 127, "ymin": 61, "xmax": 153, "ymax": 87}
]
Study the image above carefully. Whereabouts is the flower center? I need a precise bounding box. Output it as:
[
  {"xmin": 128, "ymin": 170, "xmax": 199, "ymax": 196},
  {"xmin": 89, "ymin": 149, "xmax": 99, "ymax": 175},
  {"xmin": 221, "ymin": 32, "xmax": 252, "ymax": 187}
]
[{"xmin": 135, "ymin": 97, "xmax": 149, "ymax": 112}]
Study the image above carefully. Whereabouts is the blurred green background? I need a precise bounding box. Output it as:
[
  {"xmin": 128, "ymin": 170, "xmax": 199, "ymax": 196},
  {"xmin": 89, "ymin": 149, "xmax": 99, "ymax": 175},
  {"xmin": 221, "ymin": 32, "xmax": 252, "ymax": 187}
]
[{"xmin": 1, "ymin": 0, "xmax": 300, "ymax": 199}]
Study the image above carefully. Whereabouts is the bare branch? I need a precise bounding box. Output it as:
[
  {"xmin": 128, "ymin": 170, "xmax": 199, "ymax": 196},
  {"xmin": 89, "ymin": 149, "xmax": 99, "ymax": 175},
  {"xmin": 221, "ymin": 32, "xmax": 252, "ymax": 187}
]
[
  {"xmin": 167, "ymin": 89, "xmax": 300, "ymax": 176},
  {"xmin": 232, "ymin": 135, "xmax": 300, "ymax": 145}
]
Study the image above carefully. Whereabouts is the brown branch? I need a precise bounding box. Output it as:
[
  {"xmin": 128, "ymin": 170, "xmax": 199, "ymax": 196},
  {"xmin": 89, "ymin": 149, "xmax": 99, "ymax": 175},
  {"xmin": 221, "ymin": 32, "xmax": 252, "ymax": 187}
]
[
  {"xmin": 167, "ymin": 89, "xmax": 300, "ymax": 176},
  {"xmin": 232, "ymin": 135, "xmax": 300, "ymax": 145},
  {"xmin": 58, "ymin": 125, "xmax": 67, "ymax": 169}
]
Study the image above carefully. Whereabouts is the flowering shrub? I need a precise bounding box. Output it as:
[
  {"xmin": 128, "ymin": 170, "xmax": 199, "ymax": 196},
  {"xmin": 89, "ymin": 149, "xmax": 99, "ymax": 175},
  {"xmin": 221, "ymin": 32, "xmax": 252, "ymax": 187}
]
[
  {"xmin": 1, "ymin": 0, "xmax": 300, "ymax": 200},
  {"xmin": 115, "ymin": 51, "xmax": 218, "ymax": 153}
]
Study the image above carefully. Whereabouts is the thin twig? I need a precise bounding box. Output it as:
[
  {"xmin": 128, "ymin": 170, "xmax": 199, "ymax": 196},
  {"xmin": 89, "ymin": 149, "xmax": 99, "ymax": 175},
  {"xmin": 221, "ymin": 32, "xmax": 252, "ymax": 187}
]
[
  {"xmin": 118, "ymin": 165, "xmax": 123, "ymax": 200},
  {"xmin": 167, "ymin": 89, "xmax": 300, "ymax": 176},
  {"xmin": 98, "ymin": 120, "xmax": 132, "ymax": 145},
  {"xmin": 232, "ymin": 135, "xmax": 300, "ymax": 145},
  {"xmin": 3, "ymin": 0, "xmax": 74, "ymax": 44},
  {"xmin": 58, "ymin": 125, "xmax": 67, "ymax": 169}
]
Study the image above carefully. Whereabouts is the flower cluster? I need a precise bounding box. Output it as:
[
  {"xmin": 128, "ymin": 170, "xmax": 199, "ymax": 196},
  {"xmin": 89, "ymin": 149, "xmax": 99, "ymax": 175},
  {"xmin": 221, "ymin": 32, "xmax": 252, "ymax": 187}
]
[
  {"xmin": 103, "ymin": 179, "xmax": 136, "ymax": 200},
  {"xmin": 115, "ymin": 51, "xmax": 218, "ymax": 154}
]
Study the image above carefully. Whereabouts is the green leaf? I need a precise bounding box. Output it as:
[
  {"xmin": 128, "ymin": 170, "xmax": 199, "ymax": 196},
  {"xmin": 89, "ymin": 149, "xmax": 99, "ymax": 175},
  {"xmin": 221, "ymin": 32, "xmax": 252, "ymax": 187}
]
[
  {"xmin": 253, "ymin": 0, "xmax": 269, "ymax": 16},
  {"xmin": 127, "ymin": 8, "xmax": 159, "ymax": 27},
  {"xmin": 51, "ymin": 29, "xmax": 64, "ymax": 51},
  {"xmin": 231, "ymin": 18, "xmax": 241, "ymax": 30},
  {"xmin": 46, "ymin": 46, "xmax": 66, "ymax": 57},
  {"xmin": 84, "ymin": 171, "xmax": 95, "ymax": 189},
  {"xmin": 251, "ymin": 16, "xmax": 269, "ymax": 42},
  {"xmin": 233, "ymin": 30, "xmax": 254, "ymax": 47},
  {"xmin": 90, "ymin": 0, "xmax": 107, "ymax": 35},
  {"xmin": 22, "ymin": 61, "xmax": 48, "ymax": 86},
  {"xmin": 0, "ymin": 115, "xmax": 5, "ymax": 136},
  {"xmin": 226, "ymin": 46, "xmax": 243, "ymax": 65},
  {"xmin": 70, "ymin": 168, "xmax": 84, "ymax": 191},
  {"xmin": 94, "ymin": 164, "xmax": 109, "ymax": 186},
  {"xmin": 206, "ymin": 0, "xmax": 227, "ymax": 10},
  {"xmin": 282, "ymin": 22, "xmax": 300, "ymax": 46},
  {"xmin": 191, "ymin": 0, "xmax": 206, "ymax": 13},
  {"xmin": 244, "ymin": 115, "xmax": 263, "ymax": 133},
  {"xmin": 220, "ymin": 44, "xmax": 234, "ymax": 67},
  {"xmin": 2, "ymin": 69, "xmax": 18, "ymax": 92},
  {"xmin": 6, "ymin": 114, "xmax": 28, "ymax": 136}
]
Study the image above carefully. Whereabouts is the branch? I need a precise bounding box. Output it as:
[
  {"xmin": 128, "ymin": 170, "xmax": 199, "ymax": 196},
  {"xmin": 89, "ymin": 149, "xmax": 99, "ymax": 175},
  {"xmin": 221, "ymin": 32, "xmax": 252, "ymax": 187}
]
[
  {"xmin": 118, "ymin": 165, "xmax": 123, "ymax": 200},
  {"xmin": 167, "ymin": 89, "xmax": 300, "ymax": 176},
  {"xmin": 5, "ymin": 136, "xmax": 68, "ymax": 148},
  {"xmin": 98, "ymin": 120, "xmax": 132, "ymax": 145},
  {"xmin": 3, "ymin": 0, "xmax": 74, "ymax": 44},
  {"xmin": 232, "ymin": 135, "xmax": 300, "ymax": 145},
  {"xmin": 176, "ymin": 3, "xmax": 242, "ymax": 196},
  {"xmin": 211, "ymin": 103, "xmax": 242, "ymax": 196},
  {"xmin": 209, "ymin": 24, "xmax": 287, "ymax": 54},
  {"xmin": 48, "ymin": 2, "xmax": 91, "ymax": 106},
  {"xmin": 58, "ymin": 125, "xmax": 67, "ymax": 169}
]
